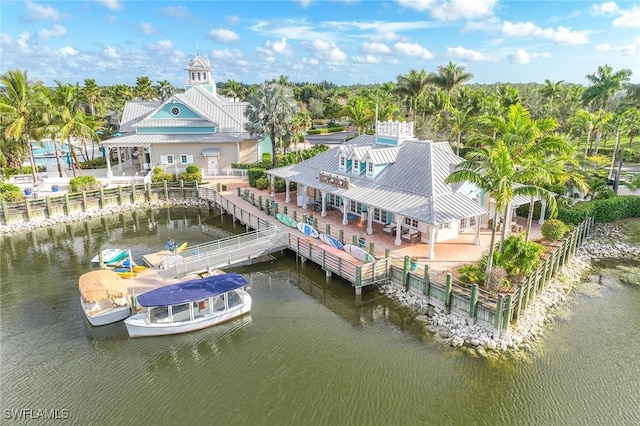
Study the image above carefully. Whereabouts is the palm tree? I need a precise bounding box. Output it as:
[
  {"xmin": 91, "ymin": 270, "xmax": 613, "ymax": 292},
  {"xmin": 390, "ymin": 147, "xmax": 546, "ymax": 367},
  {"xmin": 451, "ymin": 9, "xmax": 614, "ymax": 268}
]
[
  {"xmin": 538, "ymin": 79, "xmax": 565, "ymax": 109},
  {"xmin": 104, "ymin": 84, "xmax": 133, "ymax": 122},
  {"xmin": 426, "ymin": 61, "xmax": 473, "ymax": 113},
  {"xmin": 156, "ymin": 80, "xmax": 178, "ymax": 101},
  {"xmin": 393, "ymin": 69, "xmax": 430, "ymax": 121},
  {"xmin": 244, "ymin": 82, "xmax": 298, "ymax": 168},
  {"xmin": 37, "ymin": 85, "xmax": 65, "ymax": 177},
  {"xmin": 220, "ymin": 80, "xmax": 245, "ymax": 102},
  {"xmin": 582, "ymin": 64, "xmax": 632, "ymax": 111},
  {"xmin": 342, "ymin": 97, "xmax": 374, "ymax": 135},
  {"xmin": 81, "ymin": 79, "xmax": 103, "ymax": 116},
  {"xmin": 290, "ymin": 110, "xmax": 312, "ymax": 151},
  {"xmin": 0, "ymin": 69, "xmax": 44, "ymax": 184},
  {"xmin": 134, "ymin": 76, "xmax": 156, "ymax": 100},
  {"xmin": 446, "ymin": 139, "xmax": 556, "ymax": 283}
]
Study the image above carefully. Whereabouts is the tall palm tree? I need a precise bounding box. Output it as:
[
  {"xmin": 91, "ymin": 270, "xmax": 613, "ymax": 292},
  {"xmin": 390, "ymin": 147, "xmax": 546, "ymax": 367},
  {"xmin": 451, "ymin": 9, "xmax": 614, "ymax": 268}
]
[
  {"xmin": 538, "ymin": 79, "xmax": 565, "ymax": 109},
  {"xmin": 446, "ymin": 139, "xmax": 556, "ymax": 282},
  {"xmin": 36, "ymin": 85, "xmax": 65, "ymax": 177},
  {"xmin": 156, "ymin": 80, "xmax": 178, "ymax": 101},
  {"xmin": 0, "ymin": 69, "xmax": 44, "ymax": 183},
  {"xmin": 104, "ymin": 84, "xmax": 133, "ymax": 122},
  {"xmin": 393, "ymin": 69, "xmax": 430, "ymax": 122},
  {"xmin": 220, "ymin": 79, "xmax": 245, "ymax": 102},
  {"xmin": 290, "ymin": 110, "xmax": 312, "ymax": 151},
  {"xmin": 244, "ymin": 82, "xmax": 298, "ymax": 168},
  {"xmin": 427, "ymin": 61, "xmax": 473, "ymax": 113},
  {"xmin": 134, "ymin": 76, "xmax": 156, "ymax": 100},
  {"xmin": 582, "ymin": 64, "xmax": 632, "ymax": 112},
  {"xmin": 342, "ymin": 97, "xmax": 374, "ymax": 135},
  {"xmin": 81, "ymin": 79, "xmax": 102, "ymax": 116}
]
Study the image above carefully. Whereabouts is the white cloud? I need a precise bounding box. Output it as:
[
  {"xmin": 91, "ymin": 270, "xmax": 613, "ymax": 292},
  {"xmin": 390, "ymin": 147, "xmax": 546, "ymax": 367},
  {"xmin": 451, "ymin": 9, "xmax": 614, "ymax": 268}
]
[
  {"xmin": 57, "ymin": 46, "xmax": 78, "ymax": 57},
  {"xmin": 297, "ymin": 0, "xmax": 313, "ymax": 8},
  {"xmin": 209, "ymin": 28, "xmax": 240, "ymax": 43},
  {"xmin": 255, "ymin": 46, "xmax": 277, "ymax": 63},
  {"xmin": 620, "ymin": 36, "xmax": 640, "ymax": 56},
  {"xmin": 97, "ymin": 0, "xmax": 123, "ymax": 11},
  {"xmin": 502, "ymin": 21, "xmax": 589, "ymax": 45},
  {"xmin": 362, "ymin": 42, "xmax": 392, "ymax": 55},
  {"xmin": 595, "ymin": 43, "xmax": 612, "ymax": 51},
  {"xmin": 210, "ymin": 48, "xmax": 251, "ymax": 68},
  {"xmin": 447, "ymin": 46, "xmax": 490, "ymax": 61},
  {"xmin": 38, "ymin": 24, "xmax": 66, "ymax": 41},
  {"xmin": 267, "ymin": 38, "xmax": 294, "ymax": 57},
  {"xmin": 430, "ymin": 0, "xmax": 498, "ymax": 22},
  {"xmin": 613, "ymin": 6, "xmax": 640, "ymax": 28},
  {"xmin": 591, "ymin": 2, "xmax": 620, "ymax": 15},
  {"xmin": 508, "ymin": 48, "xmax": 530, "ymax": 64},
  {"xmin": 397, "ymin": 0, "xmax": 496, "ymax": 21},
  {"xmin": 394, "ymin": 42, "xmax": 433, "ymax": 59},
  {"xmin": 17, "ymin": 32, "xmax": 32, "ymax": 50},
  {"xmin": 226, "ymin": 15, "xmax": 240, "ymax": 25},
  {"xmin": 103, "ymin": 46, "xmax": 120, "ymax": 59},
  {"xmin": 22, "ymin": 1, "xmax": 61, "ymax": 22},
  {"xmin": 396, "ymin": 0, "xmax": 437, "ymax": 12},
  {"xmin": 140, "ymin": 23, "xmax": 159, "ymax": 35},
  {"xmin": 352, "ymin": 54, "xmax": 382, "ymax": 64},
  {"xmin": 161, "ymin": 6, "xmax": 190, "ymax": 19},
  {"xmin": 305, "ymin": 39, "xmax": 347, "ymax": 63}
]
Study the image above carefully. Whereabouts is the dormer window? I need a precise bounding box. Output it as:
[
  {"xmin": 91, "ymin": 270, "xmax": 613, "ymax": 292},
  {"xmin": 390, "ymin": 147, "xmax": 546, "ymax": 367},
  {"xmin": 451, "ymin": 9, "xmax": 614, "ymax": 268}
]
[
  {"xmin": 352, "ymin": 159, "xmax": 359, "ymax": 174},
  {"xmin": 339, "ymin": 156, "xmax": 346, "ymax": 171},
  {"xmin": 367, "ymin": 162, "xmax": 373, "ymax": 177}
]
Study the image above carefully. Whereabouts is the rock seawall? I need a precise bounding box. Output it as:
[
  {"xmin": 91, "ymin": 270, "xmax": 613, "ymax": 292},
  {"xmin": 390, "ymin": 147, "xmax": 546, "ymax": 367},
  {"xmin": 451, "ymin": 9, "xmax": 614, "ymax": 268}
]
[
  {"xmin": 378, "ymin": 222, "xmax": 640, "ymax": 354},
  {"xmin": 0, "ymin": 199, "xmax": 211, "ymax": 235}
]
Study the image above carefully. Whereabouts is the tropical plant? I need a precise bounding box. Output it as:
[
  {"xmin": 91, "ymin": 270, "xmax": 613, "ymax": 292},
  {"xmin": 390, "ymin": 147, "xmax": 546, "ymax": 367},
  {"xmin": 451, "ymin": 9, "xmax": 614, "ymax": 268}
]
[
  {"xmin": 134, "ymin": 76, "xmax": 156, "ymax": 100},
  {"xmin": 426, "ymin": 61, "xmax": 473, "ymax": 114},
  {"xmin": 244, "ymin": 82, "xmax": 299, "ymax": 168},
  {"xmin": 582, "ymin": 64, "xmax": 632, "ymax": 112},
  {"xmin": 541, "ymin": 219, "xmax": 570, "ymax": 241},
  {"xmin": 393, "ymin": 69, "xmax": 430, "ymax": 122},
  {"xmin": 68, "ymin": 175, "xmax": 100, "ymax": 192},
  {"xmin": 0, "ymin": 69, "xmax": 44, "ymax": 184},
  {"xmin": 498, "ymin": 234, "xmax": 544, "ymax": 276}
]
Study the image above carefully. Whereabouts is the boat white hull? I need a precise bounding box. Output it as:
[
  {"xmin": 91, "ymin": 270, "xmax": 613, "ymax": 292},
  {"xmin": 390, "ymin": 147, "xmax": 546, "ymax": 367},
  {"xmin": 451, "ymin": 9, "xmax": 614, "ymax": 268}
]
[
  {"xmin": 81, "ymin": 298, "xmax": 131, "ymax": 326},
  {"xmin": 125, "ymin": 293, "xmax": 252, "ymax": 337}
]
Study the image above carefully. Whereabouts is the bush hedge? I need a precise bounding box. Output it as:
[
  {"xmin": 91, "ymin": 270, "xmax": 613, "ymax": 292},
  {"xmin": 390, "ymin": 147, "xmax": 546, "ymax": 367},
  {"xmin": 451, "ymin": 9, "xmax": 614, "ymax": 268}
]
[
  {"xmin": 151, "ymin": 167, "xmax": 175, "ymax": 183},
  {"xmin": 0, "ymin": 182, "xmax": 24, "ymax": 202},
  {"xmin": 68, "ymin": 175, "xmax": 101, "ymax": 193},
  {"xmin": 541, "ymin": 219, "xmax": 570, "ymax": 241},
  {"xmin": 247, "ymin": 168, "xmax": 266, "ymax": 187},
  {"xmin": 557, "ymin": 196, "xmax": 640, "ymax": 225}
]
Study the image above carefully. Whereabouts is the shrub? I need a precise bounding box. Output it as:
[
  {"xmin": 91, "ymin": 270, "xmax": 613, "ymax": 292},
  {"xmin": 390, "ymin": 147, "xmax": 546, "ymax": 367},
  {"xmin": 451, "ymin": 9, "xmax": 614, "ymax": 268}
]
[
  {"xmin": 68, "ymin": 175, "xmax": 100, "ymax": 193},
  {"xmin": 79, "ymin": 157, "xmax": 107, "ymax": 169},
  {"xmin": 261, "ymin": 153, "xmax": 272, "ymax": 164},
  {"xmin": 185, "ymin": 165, "xmax": 199, "ymax": 174},
  {"xmin": 0, "ymin": 182, "xmax": 24, "ymax": 202},
  {"xmin": 457, "ymin": 264, "xmax": 484, "ymax": 285},
  {"xmin": 151, "ymin": 167, "xmax": 175, "ymax": 183},
  {"xmin": 499, "ymin": 234, "xmax": 544, "ymax": 276},
  {"xmin": 541, "ymin": 219, "xmax": 569, "ymax": 241},
  {"xmin": 255, "ymin": 177, "xmax": 270, "ymax": 190},
  {"xmin": 179, "ymin": 165, "xmax": 201, "ymax": 183},
  {"xmin": 247, "ymin": 168, "xmax": 266, "ymax": 187}
]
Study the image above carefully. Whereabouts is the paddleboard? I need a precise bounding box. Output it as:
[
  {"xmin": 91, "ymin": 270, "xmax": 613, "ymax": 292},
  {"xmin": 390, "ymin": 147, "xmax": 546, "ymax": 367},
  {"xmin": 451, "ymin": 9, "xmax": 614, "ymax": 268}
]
[
  {"xmin": 175, "ymin": 242, "xmax": 188, "ymax": 254},
  {"xmin": 319, "ymin": 233, "xmax": 343, "ymax": 250},
  {"xmin": 276, "ymin": 213, "xmax": 298, "ymax": 228},
  {"xmin": 296, "ymin": 222, "xmax": 319, "ymax": 238},
  {"xmin": 91, "ymin": 248, "xmax": 127, "ymax": 264},
  {"xmin": 343, "ymin": 244, "xmax": 375, "ymax": 263}
]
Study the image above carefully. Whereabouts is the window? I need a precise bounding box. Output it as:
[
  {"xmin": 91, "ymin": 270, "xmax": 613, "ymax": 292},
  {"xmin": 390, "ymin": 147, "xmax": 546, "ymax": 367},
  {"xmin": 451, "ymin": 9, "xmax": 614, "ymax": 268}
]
[
  {"xmin": 339, "ymin": 157, "xmax": 346, "ymax": 171},
  {"xmin": 367, "ymin": 162, "xmax": 373, "ymax": 173},
  {"xmin": 459, "ymin": 217, "xmax": 477, "ymax": 230},
  {"xmin": 404, "ymin": 217, "xmax": 419, "ymax": 228},
  {"xmin": 170, "ymin": 106, "xmax": 180, "ymax": 116},
  {"xmin": 372, "ymin": 207, "xmax": 389, "ymax": 223},
  {"xmin": 437, "ymin": 222, "xmax": 452, "ymax": 230},
  {"xmin": 352, "ymin": 159, "xmax": 359, "ymax": 174},
  {"xmin": 349, "ymin": 200, "xmax": 363, "ymax": 214},
  {"xmin": 166, "ymin": 155, "xmax": 174, "ymax": 164}
]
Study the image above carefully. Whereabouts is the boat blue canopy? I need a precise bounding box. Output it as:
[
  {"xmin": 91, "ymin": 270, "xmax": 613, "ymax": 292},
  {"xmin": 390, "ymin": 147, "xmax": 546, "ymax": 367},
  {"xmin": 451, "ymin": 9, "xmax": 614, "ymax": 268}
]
[{"xmin": 137, "ymin": 273, "xmax": 247, "ymax": 307}]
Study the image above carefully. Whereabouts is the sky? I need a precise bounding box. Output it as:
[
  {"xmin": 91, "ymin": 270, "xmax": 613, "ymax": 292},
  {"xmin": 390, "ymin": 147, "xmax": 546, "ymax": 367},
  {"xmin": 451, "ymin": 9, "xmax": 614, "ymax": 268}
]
[{"xmin": 1, "ymin": 0, "xmax": 639, "ymax": 89}]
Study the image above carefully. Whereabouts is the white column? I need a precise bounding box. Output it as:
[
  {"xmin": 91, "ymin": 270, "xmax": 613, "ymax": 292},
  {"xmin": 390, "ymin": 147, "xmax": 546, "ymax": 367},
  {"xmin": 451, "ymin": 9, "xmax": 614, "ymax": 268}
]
[
  {"xmin": 538, "ymin": 200, "xmax": 547, "ymax": 225},
  {"xmin": 428, "ymin": 224, "xmax": 436, "ymax": 259},
  {"xmin": 270, "ymin": 175, "xmax": 275, "ymax": 197},
  {"xmin": 106, "ymin": 149, "xmax": 113, "ymax": 178},
  {"xmin": 236, "ymin": 142, "xmax": 241, "ymax": 163},
  {"xmin": 302, "ymin": 185, "xmax": 308, "ymax": 209},
  {"xmin": 321, "ymin": 191, "xmax": 327, "ymax": 217},
  {"xmin": 394, "ymin": 214, "xmax": 404, "ymax": 246},
  {"xmin": 342, "ymin": 198, "xmax": 349, "ymax": 225},
  {"xmin": 285, "ymin": 180, "xmax": 291, "ymax": 203},
  {"xmin": 474, "ymin": 216, "xmax": 481, "ymax": 245},
  {"xmin": 366, "ymin": 205, "xmax": 373, "ymax": 235},
  {"xmin": 116, "ymin": 147, "xmax": 122, "ymax": 171}
]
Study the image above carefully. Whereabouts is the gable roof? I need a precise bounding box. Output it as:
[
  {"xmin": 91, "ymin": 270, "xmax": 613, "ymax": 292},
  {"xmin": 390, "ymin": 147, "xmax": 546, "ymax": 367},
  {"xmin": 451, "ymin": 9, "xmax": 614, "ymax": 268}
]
[{"xmin": 119, "ymin": 101, "xmax": 162, "ymax": 133}]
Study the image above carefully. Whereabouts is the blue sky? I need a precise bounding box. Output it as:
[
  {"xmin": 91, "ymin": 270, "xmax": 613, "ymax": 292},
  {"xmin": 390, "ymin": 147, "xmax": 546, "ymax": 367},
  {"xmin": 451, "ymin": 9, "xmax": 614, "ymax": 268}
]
[{"xmin": 1, "ymin": 0, "xmax": 639, "ymax": 88}]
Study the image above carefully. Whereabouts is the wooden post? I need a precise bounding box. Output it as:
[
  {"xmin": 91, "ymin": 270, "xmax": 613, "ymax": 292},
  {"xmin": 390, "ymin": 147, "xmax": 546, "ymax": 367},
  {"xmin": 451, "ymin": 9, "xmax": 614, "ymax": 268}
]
[
  {"xmin": 368, "ymin": 242, "xmax": 374, "ymax": 255},
  {"xmin": 283, "ymin": 205, "xmax": 288, "ymax": 214},
  {"xmin": 338, "ymin": 229, "xmax": 344, "ymax": 244},
  {"xmin": 302, "ymin": 213, "xmax": 308, "ymax": 225},
  {"xmin": 24, "ymin": 198, "xmax": 32, "ymax": 221},
  {"xmin": 503, "ymin": 295, "xmax": 513, "ymax": 330},
  {"xmin": 258, "ymin": 195, "xmax": 263, "ymax": 210},
  {"xmin": 495, "ymin": 294, "xmax": 504, "ymax": 329},
  {"xmin": 1, "ymin": 201, "xmax": 9, "ymax": 224},
  {"xmin": 469, "ymin": 284, "xmax": 478, "ymax": 318},
  {"xmin": 352, "ymin": 234, "xmax": 358, "ymax": 245},
  {"xmin": 99, "ymin": 186, "xmax": 105, "ymax": 208},
  {"xmin": 385, "ymin": 248, "xmax": 390, "ymax": 258},
  {"xmin": 82, "ymin": 191, "xmax": 88, "ymax": 212},
  {"xmin": 522, "ymin": 276, "xmax": 530, "ymax": 309},
  {"xmin": 325, "ymin": 223, "xmax": 331, "ymax": 235},
  {"xmin": 118, "ymin": 186, "xmax": 124, "ymax": 204},
  {"xmin": 251, "ymin": 193, "xmax": 255, "ymax": 206},
  {"xmin": 444, "ymin": 273, "xmax": 452, "ymax": 311},
  {"xmin": 64, "ymin": 193, "xmax": 71, "ymax": 215},
  {"xmin": 423, "ymin": 265, "xmax": 430, "ymax": 297},
  {"xmin": 514, "ymin": 284, "xmax": 524, "ymax": 323},
  {"xmin": 403, "ymin": 255, "xmax": 410, "ymax": 290},
  {"xmin": 180, "ymin": 180, "xmax": 185, "ymax": 199},
  {"xmin": 236, "ymin": 187, "xmax": 241, "ymax": 197},
  {"xmin": 292, "ymin": 210, "xmax": 297, "ymax": 222},
  {"xmin": 163, "ymin": 181, "xmax": 169, "ymax": 200}
]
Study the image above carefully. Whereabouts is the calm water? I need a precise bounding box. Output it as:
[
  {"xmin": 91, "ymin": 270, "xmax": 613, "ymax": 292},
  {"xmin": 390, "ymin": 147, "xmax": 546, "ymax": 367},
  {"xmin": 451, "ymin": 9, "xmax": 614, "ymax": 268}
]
[{"xmin": 1, "ymin": 207, "xmax": 639, "ymax": 425}]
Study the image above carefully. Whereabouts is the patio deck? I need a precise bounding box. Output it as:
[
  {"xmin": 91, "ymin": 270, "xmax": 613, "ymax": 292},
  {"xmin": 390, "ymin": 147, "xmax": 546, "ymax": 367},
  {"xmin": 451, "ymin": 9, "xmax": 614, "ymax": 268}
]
[{"xmin": 204, "ymin": 177, "xmax": 543, "ymax": 275}]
